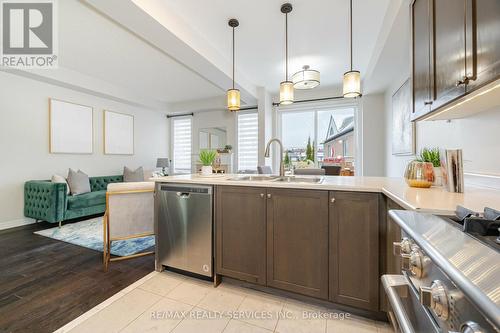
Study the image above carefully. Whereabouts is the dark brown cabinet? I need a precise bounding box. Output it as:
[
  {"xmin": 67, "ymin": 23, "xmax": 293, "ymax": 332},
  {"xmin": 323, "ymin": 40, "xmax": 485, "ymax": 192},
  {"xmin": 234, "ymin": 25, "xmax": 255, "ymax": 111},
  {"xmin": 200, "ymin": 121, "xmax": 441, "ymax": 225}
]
[
  {"xmin": 216, "ymin": 186, "xmax": 267, "ymax": 285},
  {"xmin": 385, "ymin": 200, "xmax": 403, "ymax": 276},
  {"xmin": 411, "ymin": 0, "xmax": 433, "ymax": 119},
  {"xmin": 329, "ymin": 191, "xmax": 380, "ymax": 311},
  {"xmin": 411, "ymin": 0, "xmax": 500, "ymax": 120},
  {"xmin": 468, "ymin": 0, "xmax": 500, "ymax": 90},
  {"xmin": 432, "ymin": 0, "xmax": 467, "ymax": 110},
  {"xmin": 266, "ymin": 189, "xmax": 329, "ymax": 299}
]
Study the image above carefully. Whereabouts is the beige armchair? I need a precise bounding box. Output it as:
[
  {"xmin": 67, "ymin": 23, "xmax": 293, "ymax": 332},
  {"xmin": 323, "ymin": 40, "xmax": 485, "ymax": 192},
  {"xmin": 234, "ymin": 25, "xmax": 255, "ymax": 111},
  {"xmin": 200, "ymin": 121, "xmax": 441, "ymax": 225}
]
[{"xmin": 103, "ymin": 181, "xmax": 155, "ymax": 271}]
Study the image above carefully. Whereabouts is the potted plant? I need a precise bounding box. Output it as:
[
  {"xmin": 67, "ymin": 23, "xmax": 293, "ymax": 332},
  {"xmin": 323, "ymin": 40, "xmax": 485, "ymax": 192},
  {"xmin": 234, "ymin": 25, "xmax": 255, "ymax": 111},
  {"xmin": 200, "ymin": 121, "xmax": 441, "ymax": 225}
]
[
  {"xmin": 417, "ymin": 147, "xmax": 442, "ymax": 186},
  {"xmin": 199, "ymin": 150, "xmax": 217, "ymax": 175}
]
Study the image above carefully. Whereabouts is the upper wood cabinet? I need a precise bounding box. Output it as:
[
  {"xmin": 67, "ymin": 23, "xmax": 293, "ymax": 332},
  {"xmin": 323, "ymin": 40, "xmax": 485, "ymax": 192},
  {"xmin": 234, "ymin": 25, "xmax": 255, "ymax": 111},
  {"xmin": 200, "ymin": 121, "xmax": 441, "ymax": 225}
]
[
  {"xmin": 329, "ymin": 191, "xmax": 380, "ymax": 311},
  {"xmin": 411, "ymin": 0, "xmax": 500, "ymax": 121},
  {"xmin": 411, "ymin": 0, "xmax": 433, "ymax": 119},
  {"xmin": 266, "ymin": 188, "xmax": 329, "ymax": 299},
  {"xmin": 432, "ymin": 0, "xmax": 467, "ymax": 110},
  {"xmin": 468, "ymin": 0, "xmax": 500, "ymax": 90},
  {"xmin": 216, "ymin": 186, "xmax": 267, "ymax": 285}
]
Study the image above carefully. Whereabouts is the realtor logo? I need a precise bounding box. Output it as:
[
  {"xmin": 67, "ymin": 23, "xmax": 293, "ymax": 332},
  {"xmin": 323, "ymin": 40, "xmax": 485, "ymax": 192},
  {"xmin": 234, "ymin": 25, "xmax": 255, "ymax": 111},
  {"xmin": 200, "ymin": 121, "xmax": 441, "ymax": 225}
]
[{"xmin": 1, "ymin": 0, "xmax": 58, "ymax": 68}]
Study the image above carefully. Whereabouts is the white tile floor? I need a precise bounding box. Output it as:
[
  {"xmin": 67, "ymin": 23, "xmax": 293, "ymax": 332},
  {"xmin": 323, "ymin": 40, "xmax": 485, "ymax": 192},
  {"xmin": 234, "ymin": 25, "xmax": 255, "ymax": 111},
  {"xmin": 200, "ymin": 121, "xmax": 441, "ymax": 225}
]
[{"xmin": 55, "ymin": 271, "xmax": 394, "ymax": 333}]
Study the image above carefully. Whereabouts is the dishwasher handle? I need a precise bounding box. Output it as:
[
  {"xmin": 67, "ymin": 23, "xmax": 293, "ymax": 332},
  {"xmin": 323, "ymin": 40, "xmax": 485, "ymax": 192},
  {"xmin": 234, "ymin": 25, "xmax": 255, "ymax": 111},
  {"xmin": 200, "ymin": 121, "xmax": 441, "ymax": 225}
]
[{"xmin": 176, "ymin": 192, "xmax": 191, "ymax": 199}]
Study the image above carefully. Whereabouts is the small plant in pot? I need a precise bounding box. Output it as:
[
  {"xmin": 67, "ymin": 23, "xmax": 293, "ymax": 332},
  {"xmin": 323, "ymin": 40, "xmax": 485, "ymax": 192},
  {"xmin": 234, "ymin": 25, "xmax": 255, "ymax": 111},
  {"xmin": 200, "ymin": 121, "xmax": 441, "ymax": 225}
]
[
  {"xmin": 199, "ymin": 150, "xmax": 217, "ymax": 175},
  {"xmin": 417, "ymin": 147, "xmax": 442, "ymax": 186}
]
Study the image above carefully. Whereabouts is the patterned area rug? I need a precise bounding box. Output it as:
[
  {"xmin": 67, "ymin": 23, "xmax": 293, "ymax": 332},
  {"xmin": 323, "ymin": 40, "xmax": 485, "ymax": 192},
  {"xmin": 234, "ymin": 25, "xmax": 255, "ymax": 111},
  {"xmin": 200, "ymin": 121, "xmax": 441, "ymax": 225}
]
[{"xmin": 34, "ymin": 217, "xmax": 155, "ymax": 257}]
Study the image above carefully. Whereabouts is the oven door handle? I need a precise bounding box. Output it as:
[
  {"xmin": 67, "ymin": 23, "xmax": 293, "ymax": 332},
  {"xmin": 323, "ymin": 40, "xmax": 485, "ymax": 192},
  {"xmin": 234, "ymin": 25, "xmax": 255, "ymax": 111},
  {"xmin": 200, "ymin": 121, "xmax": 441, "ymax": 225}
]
[{"xmin": 382, "ymin": 275, "xmax": 416, "ymax": 333}]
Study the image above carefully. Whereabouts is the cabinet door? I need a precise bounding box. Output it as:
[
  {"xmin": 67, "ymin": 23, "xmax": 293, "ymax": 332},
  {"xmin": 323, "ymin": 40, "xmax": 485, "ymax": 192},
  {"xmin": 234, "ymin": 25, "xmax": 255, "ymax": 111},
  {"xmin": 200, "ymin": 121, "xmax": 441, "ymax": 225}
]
[
  {"xmin": 216, "ymin": 186, "xmax": 266, "ymax": 285},
  {"xmin": 267, "ymin": 189, "xmax": 328, "ymax": 299},
  {"xmin": 467, "ymin": 0, "xmax": 500, "ymax": 90},
  {"xmin": 411, "ymin": 0, "xmax": 433, "ymax": 120},
  {"xmin": 433, "ymin": 0, "xmax": 467, "ymax": 109},
  {"xmin": 329, "ymin": 192, "xmax": 380, "ymax": 311}
]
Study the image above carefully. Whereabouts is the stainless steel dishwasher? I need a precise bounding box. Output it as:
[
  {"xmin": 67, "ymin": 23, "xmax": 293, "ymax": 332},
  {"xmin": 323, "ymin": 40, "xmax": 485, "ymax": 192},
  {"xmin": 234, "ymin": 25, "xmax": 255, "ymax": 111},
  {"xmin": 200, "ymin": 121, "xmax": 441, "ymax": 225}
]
[{"xmin": 155, "ymin": 183, "xmax": 213, "ymax": 277}]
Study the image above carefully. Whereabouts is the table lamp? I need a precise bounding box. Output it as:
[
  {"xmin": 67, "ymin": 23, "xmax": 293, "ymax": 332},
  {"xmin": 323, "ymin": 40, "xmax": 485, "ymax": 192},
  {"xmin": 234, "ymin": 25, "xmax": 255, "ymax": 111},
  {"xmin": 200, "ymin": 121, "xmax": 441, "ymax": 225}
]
[{"xmin": 156, "ymin": 158, "xmax": 170, "ymax": 176}]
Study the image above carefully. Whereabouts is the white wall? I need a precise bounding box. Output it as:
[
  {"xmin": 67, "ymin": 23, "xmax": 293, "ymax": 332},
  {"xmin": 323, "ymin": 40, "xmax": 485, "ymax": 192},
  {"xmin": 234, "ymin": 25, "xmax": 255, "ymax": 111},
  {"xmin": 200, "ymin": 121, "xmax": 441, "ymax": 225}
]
[
  {"xmin": 384, "ymin": 74, "xmax": 415, "ymax": 177},
  {"xmin": 360, "ymin": 94, "xmax": 387, "ymax": 176},
  {"xmin": 0, "ymin": 72, "xmax": 168, "ymax": 227},
  {"xmin": 384, "ymin": 74, "xmax": 500, "ymax": 177}
]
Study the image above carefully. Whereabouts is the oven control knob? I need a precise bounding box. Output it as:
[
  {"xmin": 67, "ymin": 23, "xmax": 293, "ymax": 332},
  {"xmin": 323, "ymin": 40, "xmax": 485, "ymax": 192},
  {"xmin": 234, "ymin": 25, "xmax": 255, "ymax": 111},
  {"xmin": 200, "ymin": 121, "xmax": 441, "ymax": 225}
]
[
  {"xmin": 460, "ymin": 321, "xmax": 484, "ymax": 333},
  {"xmin": 402, "ymin": 248, "xmax": 429, "ymax": 278},
  {"xmin": 393, "ymin": 237, "xmax": 414, "ymax": 255},
  {"xmin": 419, "ymin": 280, "xmax": 450, "ymax": 320}
]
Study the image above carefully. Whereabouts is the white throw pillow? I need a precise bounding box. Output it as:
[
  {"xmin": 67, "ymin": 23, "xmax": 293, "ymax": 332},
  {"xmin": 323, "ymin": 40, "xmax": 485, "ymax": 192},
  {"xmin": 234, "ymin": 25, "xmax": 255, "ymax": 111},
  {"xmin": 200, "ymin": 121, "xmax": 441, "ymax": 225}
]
[
  {"xmin": 67, "ymin": 169, "xmax": 91, "ymax": 195},
  {"xmin": 51, "ymin": 174, "xmax": 70, "ymax": 194},
  {"xmin": 123, "ymin": 166, "xmax": 145, "ymax": 182}
]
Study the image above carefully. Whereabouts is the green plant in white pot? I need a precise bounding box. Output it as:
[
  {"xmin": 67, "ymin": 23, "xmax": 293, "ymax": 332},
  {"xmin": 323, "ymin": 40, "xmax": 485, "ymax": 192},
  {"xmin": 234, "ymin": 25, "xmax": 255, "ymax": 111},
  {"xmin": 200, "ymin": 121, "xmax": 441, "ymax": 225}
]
[
  {"xmin": 417, "ymin": 147, "xmax": 442, "ymax": 186},
  {"xmin": 199, "ymin": 150, "xmax": 217, "ymax": 175}
]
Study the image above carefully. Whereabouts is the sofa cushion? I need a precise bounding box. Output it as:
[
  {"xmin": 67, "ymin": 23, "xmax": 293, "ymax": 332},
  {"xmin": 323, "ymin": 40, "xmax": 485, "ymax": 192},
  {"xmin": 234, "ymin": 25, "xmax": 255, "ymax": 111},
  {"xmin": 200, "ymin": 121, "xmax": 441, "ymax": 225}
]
[
  {"xmin": 123, "ymin": 166, "xmax": 144, "ymax": 182},
  {"xmin": 67, "ymin": 190, "xmax": 106, "ymax": 210},
  {"xmin": 67, "ymin": 169, "xmax": 91, "ymax": 195},
  {"xmin": 90, "ymin": 175, "xmax": 123, "ymax": 192}
]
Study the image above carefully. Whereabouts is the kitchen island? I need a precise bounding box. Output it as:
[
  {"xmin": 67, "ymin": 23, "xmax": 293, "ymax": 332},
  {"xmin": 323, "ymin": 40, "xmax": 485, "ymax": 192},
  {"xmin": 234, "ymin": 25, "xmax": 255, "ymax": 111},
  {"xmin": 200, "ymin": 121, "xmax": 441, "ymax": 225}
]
[
  {"xmin": 152, "ymin": 174, "xmax": 500, "ymax": 214},
  {"xmin": 152, "ymin": 174, "xmax": 500, "ymax": 318}
]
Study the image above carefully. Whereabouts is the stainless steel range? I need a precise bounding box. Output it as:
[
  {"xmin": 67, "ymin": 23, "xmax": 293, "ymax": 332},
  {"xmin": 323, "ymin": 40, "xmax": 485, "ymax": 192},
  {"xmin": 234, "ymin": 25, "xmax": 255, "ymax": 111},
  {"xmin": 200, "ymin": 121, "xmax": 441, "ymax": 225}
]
[{"xmin": 383, "ymin": 207, "xmax": 500, "ymax": 333}]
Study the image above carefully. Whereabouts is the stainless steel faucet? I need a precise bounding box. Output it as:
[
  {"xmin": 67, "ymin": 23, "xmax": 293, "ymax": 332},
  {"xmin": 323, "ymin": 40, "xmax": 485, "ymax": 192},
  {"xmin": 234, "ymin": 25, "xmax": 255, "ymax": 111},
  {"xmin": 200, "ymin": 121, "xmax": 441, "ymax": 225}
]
[{"xmin": 264, "ymin": 138, "xmax": 285, "ymax": 176}]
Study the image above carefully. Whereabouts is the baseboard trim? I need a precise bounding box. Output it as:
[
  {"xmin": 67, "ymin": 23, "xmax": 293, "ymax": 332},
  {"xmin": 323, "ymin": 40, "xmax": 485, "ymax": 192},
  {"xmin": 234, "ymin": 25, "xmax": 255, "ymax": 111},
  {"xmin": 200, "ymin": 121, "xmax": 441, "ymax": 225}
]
[{"xmin": 0, "ymin": 218, "xmax": 36, "ymax": 231}]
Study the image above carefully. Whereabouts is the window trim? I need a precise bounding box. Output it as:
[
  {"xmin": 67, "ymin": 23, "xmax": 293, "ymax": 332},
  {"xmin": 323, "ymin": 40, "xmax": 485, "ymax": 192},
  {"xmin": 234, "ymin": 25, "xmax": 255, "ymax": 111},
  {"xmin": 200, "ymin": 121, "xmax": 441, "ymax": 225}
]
[{"xmin": 275, "ymin": 99, "xmax": 362, "ymax": 175}]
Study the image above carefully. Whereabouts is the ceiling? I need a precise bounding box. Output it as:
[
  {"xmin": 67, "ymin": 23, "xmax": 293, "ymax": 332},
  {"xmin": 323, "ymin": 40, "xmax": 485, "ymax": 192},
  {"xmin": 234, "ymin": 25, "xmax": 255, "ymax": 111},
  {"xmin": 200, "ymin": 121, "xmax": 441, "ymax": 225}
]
[
  {"xmin": 158, "ymin": 0, "xmax": 392, "ymax": 93},
  {"xmin": 58, "ymin": 0, "xmax": 224, "ymax": 105}
]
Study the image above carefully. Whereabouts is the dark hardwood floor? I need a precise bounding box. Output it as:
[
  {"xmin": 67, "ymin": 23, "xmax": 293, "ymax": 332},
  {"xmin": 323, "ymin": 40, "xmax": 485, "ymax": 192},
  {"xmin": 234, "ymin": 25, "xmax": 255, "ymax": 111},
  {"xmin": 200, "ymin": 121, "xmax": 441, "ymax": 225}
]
[{"xmin": 0, "ymin": 220, "xmax": 154, "ymax": 333}]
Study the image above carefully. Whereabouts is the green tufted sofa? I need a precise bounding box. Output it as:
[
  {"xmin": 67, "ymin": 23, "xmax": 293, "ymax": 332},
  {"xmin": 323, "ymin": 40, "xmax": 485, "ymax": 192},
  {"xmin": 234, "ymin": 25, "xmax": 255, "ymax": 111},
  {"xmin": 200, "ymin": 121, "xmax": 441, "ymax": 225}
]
[{"xmin": 24, "ymin": 175, "xmax": 123, "ymax": 226}]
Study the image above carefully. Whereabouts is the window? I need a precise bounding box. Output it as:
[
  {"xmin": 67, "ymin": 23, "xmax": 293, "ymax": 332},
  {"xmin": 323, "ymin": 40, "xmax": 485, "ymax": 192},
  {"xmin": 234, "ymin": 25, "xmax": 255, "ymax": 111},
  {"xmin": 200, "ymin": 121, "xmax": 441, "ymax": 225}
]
[
  {"xmin": 237, "ymin": 112, "xmax": 258, "ymax": 171},
  {"xmin": 278, "ymin": 104, "xmax": 356, "ymax": 173},
  {"xmin": 172, "ymin": 117, "xmax": 192, "ymax": 174}
]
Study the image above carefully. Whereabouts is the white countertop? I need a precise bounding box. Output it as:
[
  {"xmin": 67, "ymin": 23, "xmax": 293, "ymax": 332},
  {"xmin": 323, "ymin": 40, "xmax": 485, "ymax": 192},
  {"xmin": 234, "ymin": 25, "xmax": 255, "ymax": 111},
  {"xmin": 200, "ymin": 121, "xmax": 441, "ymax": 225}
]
[{"xmin": 151, "ymin": 174, "xmax": 500, "ymax": 215}]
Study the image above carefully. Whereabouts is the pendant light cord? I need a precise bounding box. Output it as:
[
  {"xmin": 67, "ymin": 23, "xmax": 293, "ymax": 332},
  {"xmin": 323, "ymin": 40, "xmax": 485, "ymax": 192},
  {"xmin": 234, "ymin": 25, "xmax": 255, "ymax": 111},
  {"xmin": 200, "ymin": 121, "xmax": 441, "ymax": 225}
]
[
  {"xmin": 232, "ymin": 26, "xmax": 235, "ymax": 90},
  {"xmin": 350, "ymin": 0, "xmax": 353, "ymax": 71},
  {"xmin": 285, "ymin": 12, "xmax": 289, "ymax": 80}
]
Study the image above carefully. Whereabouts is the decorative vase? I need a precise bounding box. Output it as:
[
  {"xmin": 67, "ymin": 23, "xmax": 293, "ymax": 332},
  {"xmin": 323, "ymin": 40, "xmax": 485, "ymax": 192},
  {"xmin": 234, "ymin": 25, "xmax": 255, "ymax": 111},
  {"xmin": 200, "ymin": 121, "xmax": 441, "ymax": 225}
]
[
  {"xmin": 201, "ymin": 165, "xmax": 213, "ymax": 176},
  {"xmin": 433, "ymin": 166, "xmax": 443, "ymax": 186},
  {"xmin": 404, "ymin": 161, "xmax": 435, "ymax": 188}
]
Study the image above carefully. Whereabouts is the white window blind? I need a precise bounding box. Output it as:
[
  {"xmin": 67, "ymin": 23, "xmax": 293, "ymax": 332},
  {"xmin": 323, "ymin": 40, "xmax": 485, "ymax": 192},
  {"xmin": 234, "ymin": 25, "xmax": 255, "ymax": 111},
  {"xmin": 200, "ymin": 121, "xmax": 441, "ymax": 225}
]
[
  {"xmin": 237, "ymin": 113, "xmax": 258, "ymax": 171},
  {"xmin": 172, "ymin": 117, "xmax": 192, "ymax": 174}
]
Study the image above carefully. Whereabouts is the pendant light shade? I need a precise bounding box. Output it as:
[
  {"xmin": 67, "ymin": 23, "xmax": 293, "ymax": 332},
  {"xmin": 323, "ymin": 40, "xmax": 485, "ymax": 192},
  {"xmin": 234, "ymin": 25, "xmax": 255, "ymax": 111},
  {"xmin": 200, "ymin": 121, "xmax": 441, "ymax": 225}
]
[
  {"xmin": 280, "ymin": 81, "xmax": 294, "ymax": 105},
  {"xmin": 227, "ymin": 88, "xmax": 240, "ymax": 111},
  {"xmin": 279, "ymin": 3, "xmax": 294, "ymax": 105},
  {"xmin": 227, "ymin": 18, "xmax": 240, "ymax": 111},
  {"xmin": 343, "ymin": 0, "xmax": 362, "ymax": 98},
  {"xmin": 343, "ymin": 70, "xmax": 361, "ymax": 98},
  {"xmin": 292, "ymin": 65, "xmax": 320, "ymax": 89}
]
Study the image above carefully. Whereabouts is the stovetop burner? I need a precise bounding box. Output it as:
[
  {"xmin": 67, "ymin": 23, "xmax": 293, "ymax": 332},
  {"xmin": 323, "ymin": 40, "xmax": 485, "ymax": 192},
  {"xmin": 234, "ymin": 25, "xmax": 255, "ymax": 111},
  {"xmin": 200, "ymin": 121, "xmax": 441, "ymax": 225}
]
[{"xmin": 443, "ymin": 206, "xmax": 500, "ymax": 252}]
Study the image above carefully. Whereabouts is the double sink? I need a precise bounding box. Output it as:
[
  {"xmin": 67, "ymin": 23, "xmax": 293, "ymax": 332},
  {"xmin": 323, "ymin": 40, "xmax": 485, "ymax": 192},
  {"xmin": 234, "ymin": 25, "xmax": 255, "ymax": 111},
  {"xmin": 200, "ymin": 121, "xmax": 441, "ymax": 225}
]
[{"xmin": 228, "ymin": 175, "xmax": 324, "ymax": 184}]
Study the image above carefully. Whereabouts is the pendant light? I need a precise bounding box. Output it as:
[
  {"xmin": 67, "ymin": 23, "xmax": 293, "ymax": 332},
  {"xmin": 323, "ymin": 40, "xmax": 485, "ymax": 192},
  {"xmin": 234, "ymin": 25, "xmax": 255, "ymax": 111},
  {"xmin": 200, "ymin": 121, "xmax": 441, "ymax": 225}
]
[
  {"xmin": 292, "ymin": 65, "xmax": 320, "ymax": 89},
  {"xmin": 279, "ymin": 3, "xmax": 294, "ymax": 105},
  {"xmin": 343, "ymin": 0, "xmax": 362, "ymax": 98},
  {"xmin": 227, "ymin": 18, "xmax": 240, "ymax": 111}
]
